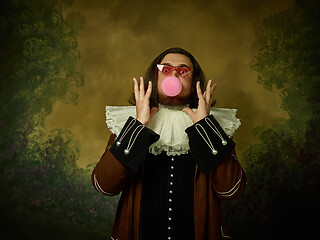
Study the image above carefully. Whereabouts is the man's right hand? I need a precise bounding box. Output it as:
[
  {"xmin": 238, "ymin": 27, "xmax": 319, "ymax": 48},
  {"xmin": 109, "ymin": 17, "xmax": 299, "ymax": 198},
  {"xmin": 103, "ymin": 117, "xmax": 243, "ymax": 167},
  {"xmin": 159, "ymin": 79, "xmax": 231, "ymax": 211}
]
[{"xmin": 133, "ymin": 77, "xmax": 158, "ymax": 125}]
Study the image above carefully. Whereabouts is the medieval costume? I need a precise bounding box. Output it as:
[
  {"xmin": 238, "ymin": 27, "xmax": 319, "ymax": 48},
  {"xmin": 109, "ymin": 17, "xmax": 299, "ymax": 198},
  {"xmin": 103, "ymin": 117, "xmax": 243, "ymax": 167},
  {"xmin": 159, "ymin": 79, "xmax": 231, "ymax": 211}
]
[{"xmin": 92, "ymin": 105, "xmax": 246, "ymax": 240}]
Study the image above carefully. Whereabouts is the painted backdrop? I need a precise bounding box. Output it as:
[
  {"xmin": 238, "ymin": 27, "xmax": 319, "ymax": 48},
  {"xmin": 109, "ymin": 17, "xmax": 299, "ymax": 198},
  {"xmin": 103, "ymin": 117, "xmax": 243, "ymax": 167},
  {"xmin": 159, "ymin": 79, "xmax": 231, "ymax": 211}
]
[{"xmin": 0, "ymin": 0, "xmax": 319, "ymax": 239}]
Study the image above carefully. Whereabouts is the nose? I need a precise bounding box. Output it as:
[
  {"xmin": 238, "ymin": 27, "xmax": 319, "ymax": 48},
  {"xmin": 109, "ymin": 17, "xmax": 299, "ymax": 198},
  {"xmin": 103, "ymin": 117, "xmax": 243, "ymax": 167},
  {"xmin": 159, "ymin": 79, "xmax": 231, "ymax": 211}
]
[{"xmin": 171, "ymin": 69, "xmax": 178, "ymax": 77}]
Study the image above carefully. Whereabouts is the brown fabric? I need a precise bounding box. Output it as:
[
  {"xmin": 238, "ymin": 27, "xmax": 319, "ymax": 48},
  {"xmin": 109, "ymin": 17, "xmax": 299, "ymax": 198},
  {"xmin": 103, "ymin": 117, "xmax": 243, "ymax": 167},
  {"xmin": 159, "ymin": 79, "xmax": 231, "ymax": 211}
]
[{"xmin": 92, "ymin": 134, "xmax": 246, "ymax": 240}]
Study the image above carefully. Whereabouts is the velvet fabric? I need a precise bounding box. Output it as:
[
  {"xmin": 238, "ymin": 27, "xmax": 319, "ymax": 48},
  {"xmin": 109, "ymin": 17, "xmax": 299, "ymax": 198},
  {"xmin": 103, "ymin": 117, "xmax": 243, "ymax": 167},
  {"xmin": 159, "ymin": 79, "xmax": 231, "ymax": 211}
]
[{"xmin": 140, "ymin": 152, "xmax": 195, "ymax": 240}]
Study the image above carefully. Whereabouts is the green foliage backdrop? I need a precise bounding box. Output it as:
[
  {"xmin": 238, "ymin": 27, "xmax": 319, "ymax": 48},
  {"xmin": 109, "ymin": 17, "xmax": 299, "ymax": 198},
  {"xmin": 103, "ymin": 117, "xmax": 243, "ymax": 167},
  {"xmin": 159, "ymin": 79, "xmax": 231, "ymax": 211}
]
[
  {"xmin": 223, "ymin": 0, "xmax": 319, "ymax": 239},
  {"xmin": 0, "ymin": 0, "xmax": 319, "ymax": 239},
  {"xmin": 0, "ymin": 0, "xmax": 118, "ymax": 239}
]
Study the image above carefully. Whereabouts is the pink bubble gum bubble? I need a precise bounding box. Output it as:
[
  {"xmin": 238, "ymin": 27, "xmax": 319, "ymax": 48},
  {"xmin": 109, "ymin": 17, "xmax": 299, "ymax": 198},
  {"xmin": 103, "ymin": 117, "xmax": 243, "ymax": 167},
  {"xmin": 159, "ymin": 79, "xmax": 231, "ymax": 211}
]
[{"xmin": 161, "ymin": 76, "xmax": 182, "ymax": 97}]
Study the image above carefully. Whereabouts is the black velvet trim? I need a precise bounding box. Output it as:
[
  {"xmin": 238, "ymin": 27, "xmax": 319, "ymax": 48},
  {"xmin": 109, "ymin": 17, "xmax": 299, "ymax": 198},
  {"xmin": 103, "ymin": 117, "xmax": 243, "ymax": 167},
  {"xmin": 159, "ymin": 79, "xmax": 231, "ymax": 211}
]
[
  {"xmin": 185, "ymin": 114, "xmax": 235, "ymax": 175},
  {"xmin": 110, "ymin": 116, "xmax": 160, "ymax": 172},
  {"xmin": 139, "ymin": 153, "xmax": 195, "ymax": 240}
]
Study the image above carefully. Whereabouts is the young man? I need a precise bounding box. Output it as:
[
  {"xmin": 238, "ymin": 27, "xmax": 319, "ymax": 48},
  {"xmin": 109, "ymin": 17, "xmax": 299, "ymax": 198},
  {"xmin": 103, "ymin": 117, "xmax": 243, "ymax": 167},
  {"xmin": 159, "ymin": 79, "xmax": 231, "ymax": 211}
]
[{"xmin": 92, "ymin": 47, "xmax": 246, "ymax": 240}]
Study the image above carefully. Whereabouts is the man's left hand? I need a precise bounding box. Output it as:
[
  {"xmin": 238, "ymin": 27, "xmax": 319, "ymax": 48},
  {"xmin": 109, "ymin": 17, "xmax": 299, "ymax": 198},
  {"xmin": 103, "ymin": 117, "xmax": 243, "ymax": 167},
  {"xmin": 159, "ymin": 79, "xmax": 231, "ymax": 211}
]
[{"xmin": 183, "ymin": 80, "xmax": 216, "ymax": 123}]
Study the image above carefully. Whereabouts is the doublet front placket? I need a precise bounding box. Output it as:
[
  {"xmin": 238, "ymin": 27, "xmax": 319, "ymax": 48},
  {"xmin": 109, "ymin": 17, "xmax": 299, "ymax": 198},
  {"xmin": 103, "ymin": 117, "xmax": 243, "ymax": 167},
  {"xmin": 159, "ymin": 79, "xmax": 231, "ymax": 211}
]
[
  {"xmin": 139, "ymin": 152, "xmax": 195, "ymax": 240},
  {"xmin": 167, "ymin": 157, "xmax": 175, "ymax": 239}
]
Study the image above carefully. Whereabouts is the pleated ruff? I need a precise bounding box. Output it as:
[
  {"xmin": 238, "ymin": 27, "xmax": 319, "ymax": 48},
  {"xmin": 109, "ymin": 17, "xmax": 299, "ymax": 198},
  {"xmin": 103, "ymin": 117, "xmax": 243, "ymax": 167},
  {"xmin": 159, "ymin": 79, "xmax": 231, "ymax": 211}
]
[{"xmin": 105, "ymin": 105, "xmax": 241, "ymax": 156}]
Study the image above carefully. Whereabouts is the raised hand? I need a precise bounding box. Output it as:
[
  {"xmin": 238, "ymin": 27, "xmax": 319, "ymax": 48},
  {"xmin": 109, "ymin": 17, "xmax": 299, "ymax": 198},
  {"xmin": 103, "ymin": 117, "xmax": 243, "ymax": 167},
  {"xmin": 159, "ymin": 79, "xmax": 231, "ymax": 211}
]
[
  {"xmin": 183, "ymin": 80, "xmax": 216, "ymax": 123},
  {"xmin": 133, "ymin": 77, "xmax": 158, "ymax": 125}
]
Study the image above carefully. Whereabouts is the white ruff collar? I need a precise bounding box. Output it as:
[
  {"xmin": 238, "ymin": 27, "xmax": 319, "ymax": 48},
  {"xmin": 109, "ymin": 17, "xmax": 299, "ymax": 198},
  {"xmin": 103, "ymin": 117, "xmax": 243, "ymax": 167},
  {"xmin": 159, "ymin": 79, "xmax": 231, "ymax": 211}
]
[{"xmin": 105, "ymin": 105, "xmax": 241, "ymax": 156}]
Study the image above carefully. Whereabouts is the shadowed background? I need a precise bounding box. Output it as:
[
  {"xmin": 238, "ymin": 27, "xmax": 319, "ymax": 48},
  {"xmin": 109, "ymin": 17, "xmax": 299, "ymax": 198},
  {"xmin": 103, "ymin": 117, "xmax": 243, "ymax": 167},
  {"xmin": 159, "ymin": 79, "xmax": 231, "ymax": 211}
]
[
  {"xmin": 1, "ymin": 0, "xmax": 319, "ymax": 239},
  {"xmin": 46, "ymin": 0, "xmax": 293, "ymax": 168}
]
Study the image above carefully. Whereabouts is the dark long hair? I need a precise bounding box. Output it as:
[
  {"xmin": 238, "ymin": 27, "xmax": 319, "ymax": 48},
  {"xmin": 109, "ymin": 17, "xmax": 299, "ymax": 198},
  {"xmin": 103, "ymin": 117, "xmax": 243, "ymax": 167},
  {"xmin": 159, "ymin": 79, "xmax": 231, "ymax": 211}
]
[{"xmin": 129, "ymin": 47, "xmax": 213, "ymax": 108}]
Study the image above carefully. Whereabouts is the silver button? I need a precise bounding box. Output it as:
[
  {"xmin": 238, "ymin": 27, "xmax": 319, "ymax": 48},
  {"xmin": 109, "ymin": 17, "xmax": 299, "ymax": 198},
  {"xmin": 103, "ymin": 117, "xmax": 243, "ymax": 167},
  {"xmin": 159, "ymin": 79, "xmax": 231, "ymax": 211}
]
[
  {"xmin": 168, "ymin": 217, "xmax": 172, "ymax": 221},
  {"xmin": 169, "ymin": 190, "xmax": 173, "ymax": 194},
  {"xmin": 170, "ymin": 174, "xmax": 173, "ymax": 177},
  {"xmin": 169, "ymin": 199, "xmax": 172, "ymax": 202},
  {"xmin": 169, "ymin": 208, "xmax": 172, "ymax": 211},
  {"xmin": 171, "ymin": 158, "xmax": 174, "ymax": 161},
  {"xmin": 171, "ymin": 166, "xmax": 174, "ymax": 169},
  {"xmin": 124, "ymin": 149, "xmax": 130, "ymax": 155},
  {"xmin": 170, "ymin": 182, "xmax": 173, "ymax": 185},
  {"xmin": 168, "ymin": 237, "xmax": 171, "ymax": 240},
  {"xmin": 168, "ymin": 226, "xmax": 171, "ymax": 230}
]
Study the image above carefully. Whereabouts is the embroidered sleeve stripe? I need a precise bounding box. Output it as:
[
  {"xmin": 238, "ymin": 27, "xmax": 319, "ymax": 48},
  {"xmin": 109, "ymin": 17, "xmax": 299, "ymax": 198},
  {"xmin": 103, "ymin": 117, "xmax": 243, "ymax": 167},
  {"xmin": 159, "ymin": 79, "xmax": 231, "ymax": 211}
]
[
  {"xmin": 221, "ymin": 226, "xmax": 232, "ymax": 239},
  {"xmin": 93, "ymin": 173, "xmax": 114, "ymax": 196},
  {"xmin": 205, "ymin": 117, "xmax": 224, "ymax": 139},
  {"xmin": 231, "ymin": 153, "xmax": 238, "ymax": 160},
  {"xmin": 126, "ymin": 125, "xmax": 145, "ymax": 152},
  {"xmin": 217, "ymin": 171, "xmax": 242, "ymax": 197}
]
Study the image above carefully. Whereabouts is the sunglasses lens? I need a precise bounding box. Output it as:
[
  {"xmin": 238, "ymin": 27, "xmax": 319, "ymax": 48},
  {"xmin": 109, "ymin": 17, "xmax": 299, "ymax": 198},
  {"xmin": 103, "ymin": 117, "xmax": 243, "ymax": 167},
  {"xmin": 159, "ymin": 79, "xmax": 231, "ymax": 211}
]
[
  {"xmin": 158, "ymin": 64, "xmax": 192, "ymax": 76},
  {"xmin": 177, "ymin": 67, "xmax": 191, "ymax": 76},
  {"xmin": 161, "ymin": 65, "xmax": 173, "ymax": 75}
]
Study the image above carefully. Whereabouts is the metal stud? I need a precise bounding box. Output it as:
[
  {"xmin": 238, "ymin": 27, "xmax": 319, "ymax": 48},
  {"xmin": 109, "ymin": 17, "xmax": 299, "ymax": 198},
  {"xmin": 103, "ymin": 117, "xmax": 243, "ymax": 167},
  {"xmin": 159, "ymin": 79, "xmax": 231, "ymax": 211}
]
[
  {"xmin": 212, "ymin": 149, "xmax": 218, "ymax": 155},
  {"xmin": 124, "ymin": 149, "xmax": 130, "ymax": 155},
  {"xmin": 222, "ymin": 139, "xmax": 227, "ymax": 146},
  {"xmin": 116, "ymin": 141, "xmax": 121, "ymax": 146}
]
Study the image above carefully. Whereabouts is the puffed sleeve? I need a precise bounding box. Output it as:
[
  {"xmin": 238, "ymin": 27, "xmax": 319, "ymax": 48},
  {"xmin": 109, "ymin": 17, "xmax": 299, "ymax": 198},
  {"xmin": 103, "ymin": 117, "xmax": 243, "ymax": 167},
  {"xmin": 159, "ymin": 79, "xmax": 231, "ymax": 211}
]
[
  {"xmin": 186, "ymin": 115, "xmax": 246, "ymax": 199},
  {"xmin": 91, "ymin": 134, "xmax": 129, "ymax": 196},
  {"xmin": 209, "ymin": 148, "xmax": 247, "ymax": 200},
  {"xmin": 92, "ymin": 116, "xmax": 160, "ymax": 196}
]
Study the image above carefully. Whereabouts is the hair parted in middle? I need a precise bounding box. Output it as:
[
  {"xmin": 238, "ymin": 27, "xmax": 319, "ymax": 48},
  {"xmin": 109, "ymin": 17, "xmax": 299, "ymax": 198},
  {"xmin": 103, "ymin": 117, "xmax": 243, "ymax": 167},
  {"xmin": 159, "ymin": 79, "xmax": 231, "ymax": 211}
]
[{"xmin": 129, "ymin": 47, "xmax": 215, "ymax": 108}]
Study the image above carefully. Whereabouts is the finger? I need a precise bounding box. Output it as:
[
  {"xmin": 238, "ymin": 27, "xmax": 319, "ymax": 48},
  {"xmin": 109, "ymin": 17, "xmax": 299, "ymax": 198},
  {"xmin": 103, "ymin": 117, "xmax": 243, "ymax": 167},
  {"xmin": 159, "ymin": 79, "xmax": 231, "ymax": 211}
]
[
  {"xmin": 150, "ymin": 106, "xmax": 158, "ymax": 119},
  {"xmin": 145, "ymin": 81, "xmax": 152, "ymax": 99},
  {"xmin": 203, "ymin": 90, "xmax": 207, "ymax": 99},
  {"xmin": 133, "ymin": 78, "xmax": 139, "ymax": 101},
  {"xmin": 211, "ymin": 83, "xmax": 217, "ymax": 94},
  {"xmin": 209, "ymin": 83, "xmax": 217, "ymax": 103},
  {"xmin": 182, "ymin": 107, "xmax": 194, "ymax": 117},
  {"xmin": 205, "ymin": 80, "xmax": 212, "ymax": 103},
  {"xmin": 139, "ymin": 76, "xmax": 145, "ymax": 99},
  {"xmin": 196, "ymin": 81, "xmax": 204, "ymax": 101}
]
